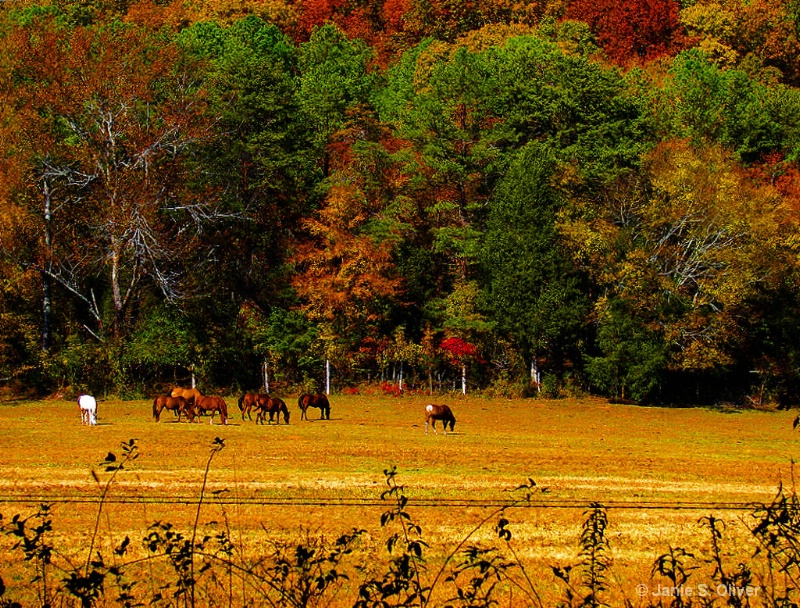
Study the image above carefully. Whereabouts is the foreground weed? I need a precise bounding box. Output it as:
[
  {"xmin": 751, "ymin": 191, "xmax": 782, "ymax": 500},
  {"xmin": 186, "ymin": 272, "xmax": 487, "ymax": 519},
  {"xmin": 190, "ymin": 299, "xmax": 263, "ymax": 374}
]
[
  {"xmin": 553, "ymin": 503, "xmax": 612, "ymax": 608},
  {"xmin": 246, "ymin": 528, "xmax": 365, "ymax": 608},
  {"xmin": 356, "ymin": 468, "xmax": 546, "ymax": 608},
  {"xmin": 0, "ymin": 504, "xmax": 54, "ymax": 606},
  {"xmin": 355, "ymin": 465, "xmax": 430, "ymax": 608}
]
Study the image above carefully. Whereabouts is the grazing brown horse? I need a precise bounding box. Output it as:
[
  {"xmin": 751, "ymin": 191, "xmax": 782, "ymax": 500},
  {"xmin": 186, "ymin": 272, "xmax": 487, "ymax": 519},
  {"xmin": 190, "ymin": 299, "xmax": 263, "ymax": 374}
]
[
  {"xmin": 298, "ymin": 393, "xmax": 331, "ymax": 420},
  {"xmin": 425, "ymin": 404, "xmax": 456, "ymax": 435},
  {"xmin": 238, "ymin": 392, "xmax": 259, "ymax": 420},
  {"xmin": 194, "ymin": 395, "xmax": 228, "ymax": 425},
  {"xmin": 153, "ymin": 395, "xmax": 195, "ymax": 423},
  {"xmin": 171, "ymin": 387, "xmax": 201, "ymax": 405},
  {"xmin": 255, "ymin": 395, "xmax": 290, "ymax": 425}
]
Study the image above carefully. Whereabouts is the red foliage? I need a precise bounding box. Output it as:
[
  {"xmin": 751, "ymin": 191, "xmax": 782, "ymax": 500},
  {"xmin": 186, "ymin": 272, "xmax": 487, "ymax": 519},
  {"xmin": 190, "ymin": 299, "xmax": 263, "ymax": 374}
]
[
  {"xmin": 439, "ymin": 337, "xmax": 477, "ymax": 363},
  {"xmin": 746, "ymin": 152, "xmax": 800, "ymax": 216},
  {"xmin": 382, "ymin": 0, "xmax": 410, "ymax": 34},
  {"xmin": 380, "ymin": 381, "xmax": 403, "ymax": 396},
  {"xmin": 296, "ymin": 0, "xmax": 346, "ymax": 40},
  {"xmin": 565, "ymin": 0, "xmax": 684, "ymax": 65}
]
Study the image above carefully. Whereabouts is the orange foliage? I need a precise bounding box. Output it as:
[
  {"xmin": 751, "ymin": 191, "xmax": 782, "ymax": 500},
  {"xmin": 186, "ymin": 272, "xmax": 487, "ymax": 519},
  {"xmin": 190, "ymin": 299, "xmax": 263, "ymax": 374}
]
[
  {"xmin": 291, "ymin": 180, "xmax": 403, "ymax": 328},
  {"xmin": 566, "ymin": 0, "xmax": 684, "ymax": 65}
]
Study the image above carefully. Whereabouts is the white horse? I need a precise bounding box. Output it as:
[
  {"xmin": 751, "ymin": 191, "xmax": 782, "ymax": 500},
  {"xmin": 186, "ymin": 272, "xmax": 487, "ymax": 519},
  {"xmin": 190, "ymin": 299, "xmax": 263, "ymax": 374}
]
[{"xmin": 77, "ymin": 394, "xmax": 97, "ymax": 425}]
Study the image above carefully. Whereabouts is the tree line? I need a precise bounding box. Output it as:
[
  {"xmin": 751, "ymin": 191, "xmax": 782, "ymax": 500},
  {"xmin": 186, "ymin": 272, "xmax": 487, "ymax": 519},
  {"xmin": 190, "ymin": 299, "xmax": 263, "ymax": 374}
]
[{"xmin": 2, "ymin": 0, "xmax": 800, "ymax": 404}]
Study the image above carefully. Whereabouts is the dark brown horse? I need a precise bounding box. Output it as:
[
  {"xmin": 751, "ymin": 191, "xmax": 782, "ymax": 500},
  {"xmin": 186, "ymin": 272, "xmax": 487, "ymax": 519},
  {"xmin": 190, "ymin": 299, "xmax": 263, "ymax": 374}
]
[
  {"xmin": 425, "ymin": 404, "xmax": 456, "ymax": 434},
  {"xmin": 298, "ymin": 393, "xmax": 330, "ymax": 420},
  {"xmin": 153, "ymin": 395, "xmax": 195, "ymax": 423},
  {"xmin": 255, "ymin": 395, "xmax": 290, "ymax": 425},
  {"xmin": 238, "ymin": 392, "xmax": 259, "ymax": 420},
  {"xmin": 194, "ymin": 395, "xmax": 228, "ymax": 425}
]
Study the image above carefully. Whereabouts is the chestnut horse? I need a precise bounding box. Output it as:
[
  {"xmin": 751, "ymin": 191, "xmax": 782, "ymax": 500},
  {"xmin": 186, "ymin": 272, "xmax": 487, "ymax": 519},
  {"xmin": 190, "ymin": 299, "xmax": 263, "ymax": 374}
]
[
  {"xmin": 255, "ymin": 395, "xmax": 290, "ymax": 425},
  {"xmin": 298, "ymin": 393, "xmax": 330, "ymax": 420},
  {"xmin": 153, "ymin": 395, "xmax": 195, "ymax": 423},
  {"xmin": 425, "ymin": 404, "xmax": 456, "ymax": 435},
  {"xmin": 171, "ymin": 387, "xmax": 201, "ymax": 405},
  {"xmin": 194, "ymin": 395, "xmax": 228, "ymax": 425},
  {"xmin": 237, "ymin": 392, "xmax": 259, "ymax": 420}
]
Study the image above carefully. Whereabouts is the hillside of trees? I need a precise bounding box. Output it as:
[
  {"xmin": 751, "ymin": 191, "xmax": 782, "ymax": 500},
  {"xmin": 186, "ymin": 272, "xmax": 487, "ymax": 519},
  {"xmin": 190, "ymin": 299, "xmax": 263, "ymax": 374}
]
[{"xmin": 2, "ymin": 0, "xmax": 800, "ymax": 404}]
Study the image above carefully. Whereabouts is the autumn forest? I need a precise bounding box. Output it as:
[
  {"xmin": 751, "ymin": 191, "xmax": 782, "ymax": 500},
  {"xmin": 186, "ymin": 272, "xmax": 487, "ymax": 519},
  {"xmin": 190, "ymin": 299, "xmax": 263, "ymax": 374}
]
[{"xmin": 1, "ymin": 0, "xmax": 800, "ymax": 404}]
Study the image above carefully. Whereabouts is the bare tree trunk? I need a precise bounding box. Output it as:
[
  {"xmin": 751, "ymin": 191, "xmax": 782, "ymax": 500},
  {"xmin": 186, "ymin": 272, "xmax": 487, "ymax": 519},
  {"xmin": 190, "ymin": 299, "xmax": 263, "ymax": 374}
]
[
  {"xmin": 531, "ymin": 357, "xmax": 541, "ymax": 392},
  {"xmin": 461, "ymin": 364, "xmax": 467, "ymax": 395},
  {"xmin": 263, "ymin": 359, "xmax": 270, "ymax": 393},
  {"xmin": 325, "ymin": 359, "xmax": 331, "ymax": 395},
  {"xmin": 41, "ymin": 183, "xmax": 53, "ymax": 352}
]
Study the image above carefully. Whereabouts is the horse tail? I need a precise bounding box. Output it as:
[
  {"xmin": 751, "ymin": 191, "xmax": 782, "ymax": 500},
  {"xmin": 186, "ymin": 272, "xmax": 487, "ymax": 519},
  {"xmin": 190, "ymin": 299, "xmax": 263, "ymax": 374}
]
[
  {"xmin": 153, "ymin": 397, "xmax": 159, "ymax": 422},
  {"xmin": 237, "ymin": 393, "xmax": 245, "ymax": 412}
]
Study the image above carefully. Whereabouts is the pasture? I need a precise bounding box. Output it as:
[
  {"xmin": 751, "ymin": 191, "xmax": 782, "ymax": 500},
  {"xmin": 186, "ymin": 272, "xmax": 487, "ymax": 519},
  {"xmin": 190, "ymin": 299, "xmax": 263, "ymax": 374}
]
[{"xmin": 0, "ymin": 393, "xmax": 796, "ymax": 605}]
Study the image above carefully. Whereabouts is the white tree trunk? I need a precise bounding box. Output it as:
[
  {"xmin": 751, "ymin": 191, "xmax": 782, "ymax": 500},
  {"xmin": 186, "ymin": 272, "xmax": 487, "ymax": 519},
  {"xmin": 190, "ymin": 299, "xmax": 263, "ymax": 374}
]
[
  {"xmin": 461, "ymin": 364, "xmax": 467, "ymax": 395},
  {"xmin": 399, "ymin": 361, "xmax": 404, "ymax": 392},
  {"xmin": 531, "ymin": 357, "xmax": 541, "ymax": 392},
  {"xmin": 263, "ymin": 359, "xmax": 270, "ymax": 393},
  {"xmin": 325, "ymin": 359, "xmax": 331, "ymax": 395}
]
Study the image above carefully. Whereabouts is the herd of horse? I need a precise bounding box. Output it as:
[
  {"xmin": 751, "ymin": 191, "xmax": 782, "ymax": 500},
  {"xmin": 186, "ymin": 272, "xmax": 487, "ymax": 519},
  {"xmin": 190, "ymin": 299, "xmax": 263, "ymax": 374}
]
[
  {"xmin": 151, "ymin": 387, "xmax": 456, "ymax": 433},
  {"xmin": 152, "ymin": 388, "xmax": 333, "ymax": 426}
]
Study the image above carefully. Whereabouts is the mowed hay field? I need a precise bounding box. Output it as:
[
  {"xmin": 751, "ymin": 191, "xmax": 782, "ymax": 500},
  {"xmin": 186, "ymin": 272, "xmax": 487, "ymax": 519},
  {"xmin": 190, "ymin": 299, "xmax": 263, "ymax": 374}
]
[{"xmin": 0, "ymin": 393, "xmax": 797, "ymax": 605}]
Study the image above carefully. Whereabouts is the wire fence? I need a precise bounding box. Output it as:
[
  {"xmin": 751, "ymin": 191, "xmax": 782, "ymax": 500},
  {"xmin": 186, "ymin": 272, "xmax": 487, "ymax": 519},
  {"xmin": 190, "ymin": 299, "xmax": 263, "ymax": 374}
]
[{"xmin": 0, "ymin": 494, "xmax": 759, "ymax": 510}]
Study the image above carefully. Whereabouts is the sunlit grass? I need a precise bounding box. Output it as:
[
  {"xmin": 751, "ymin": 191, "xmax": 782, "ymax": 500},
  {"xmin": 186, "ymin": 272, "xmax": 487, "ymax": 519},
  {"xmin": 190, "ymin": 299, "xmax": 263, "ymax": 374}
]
[{"xmin": 0, "ymin": 393, "xmax": 796, "ymax": 605}]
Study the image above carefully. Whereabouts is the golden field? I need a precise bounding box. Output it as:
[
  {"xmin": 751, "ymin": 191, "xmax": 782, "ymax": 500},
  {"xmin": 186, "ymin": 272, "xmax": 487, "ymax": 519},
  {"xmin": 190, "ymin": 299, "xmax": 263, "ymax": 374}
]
[{"xmin": 0, "ymin": 393, "xmax": 796, "ymax": 606}]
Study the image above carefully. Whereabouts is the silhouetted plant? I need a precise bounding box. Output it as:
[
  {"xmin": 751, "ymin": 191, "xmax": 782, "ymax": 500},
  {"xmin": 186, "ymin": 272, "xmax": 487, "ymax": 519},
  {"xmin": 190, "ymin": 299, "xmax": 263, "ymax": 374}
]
[
  {"xmin": 355, "ymin": 465, "xmax": 430, "ymax": 608},
  {"xmin": 443, "ymin": 546, "xmax": 513, "ymax": 608},
  {"xmin": 61, "ymin": 440, "xmax": 140, "ymax": 608},
  {"xmin": 245, "ymin": 528, "xmax": 365, "ymax": 607},
  {"xmin": 356, "ymin": 470, "xmax": 546, "ymax": 608},
  {"xmin": 650, "ymin": 546, "xmax": 699, "ymax": 608},
  {"xmin": 0, "ymin": 503, "xmax": 54, "ymax": 606},
  {"xmin": 553, "ymin": 503, "xmax": 612, "ymax": 608},
  {"xmin": 749, "ymin": 477, "xmax": 800, "ymax": 607},
  {"xmin": 700, "ymin": 516, "xmax": 753, "ymax": 608}
]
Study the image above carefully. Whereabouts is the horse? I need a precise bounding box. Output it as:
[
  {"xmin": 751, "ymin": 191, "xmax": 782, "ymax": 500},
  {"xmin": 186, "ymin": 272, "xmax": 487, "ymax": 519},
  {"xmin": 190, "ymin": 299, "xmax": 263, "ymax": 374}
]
[
  {"xmin": 77, "ymin": 394, "xmax": 97, "ymax": 426},
  {"xmin": 171, "ymin": 387, "xmax": 201, "ymax": 405},
  {"xmin": 153, "ymin": 395, "xmax": 195, "ymax": 423},
  {"xmin": 255, "ymin": 395, "xmax": 290, "ymax": 425},
  {"xmin": 237, "ymin": 392, "xmax": 259, "ymax": 421},
  {"xmin": 298, "ymin": 393, "xmax": 330, "ymax": 420},
  {"xmin": 194, "ymin": 395, "xmax": 228, "ymax": 425},
  {"xmin": 425, "ymin": 404, "xmax": 456, "ymax": 435}
]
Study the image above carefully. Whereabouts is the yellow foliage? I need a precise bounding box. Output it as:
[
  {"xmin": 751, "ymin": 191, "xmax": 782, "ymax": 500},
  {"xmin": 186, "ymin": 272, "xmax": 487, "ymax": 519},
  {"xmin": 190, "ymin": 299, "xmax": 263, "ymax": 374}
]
[{"xmin": 561, "ymin": 139, "xmax": 800, "ymax": 371}]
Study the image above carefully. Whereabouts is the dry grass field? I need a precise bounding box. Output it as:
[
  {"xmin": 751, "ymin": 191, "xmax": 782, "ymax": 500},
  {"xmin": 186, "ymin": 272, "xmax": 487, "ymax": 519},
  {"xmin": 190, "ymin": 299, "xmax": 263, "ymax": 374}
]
[{"xmin": 0, "ymin": 393, "xmax": 797, "ymax": 606}]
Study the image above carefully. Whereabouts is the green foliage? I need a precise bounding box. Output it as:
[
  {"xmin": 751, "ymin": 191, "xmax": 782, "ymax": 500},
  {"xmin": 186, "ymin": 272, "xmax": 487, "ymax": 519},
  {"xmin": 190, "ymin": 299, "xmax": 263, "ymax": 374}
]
[
  {"xmin": 659, "ymin": 48, "xmax": 800, "ymax": 162},
  {"xmin": 482, "ymin": 142, "xmax": 588, "ymax": 374},
  {"xmin": 124, "ymin": 307, "xmax": 199, "ymax": 369},
  {"xmin": 586, "ymin": 300, "xmax": 669, "ymax": 403}
]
